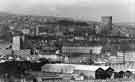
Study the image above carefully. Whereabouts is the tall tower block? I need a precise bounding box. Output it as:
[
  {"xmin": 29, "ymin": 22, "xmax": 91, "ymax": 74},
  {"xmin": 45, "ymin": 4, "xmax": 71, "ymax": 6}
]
[
  {"xmin": 102, "ymin": 16, "xmax": 112, "ymax": 25},
  {"xmin": 12, "ymin": 36, "xmax": 20, "ymax": 50},
  {"xmin": 101, "ymin": 16, "xmax": 112, "ymax": 33},
  {"xmin": 35, "ymin": 27, "xmax": 39, "ymax": 36}
]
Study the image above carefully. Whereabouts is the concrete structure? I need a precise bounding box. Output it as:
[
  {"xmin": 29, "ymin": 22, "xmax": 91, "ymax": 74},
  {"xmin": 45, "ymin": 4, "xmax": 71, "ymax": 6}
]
[
  {"xmin": 110, "ymin": 63, "xmax": 135, "ymax": 72},
  {"xmin": 101, "ymin": 16, "xmax": 112, "ymax": 26},
  {"xmin": 62, "ymin": 46, "xmax": 102, "ymax": 64},
  {"xmin": 0, "ymin": 49, "xmax": 12, "ymax": 56},
  {"xmin": 109, "ymin": 56, "xmax": 124, "ymax": 64},
  {"xmin": 14, "ymin": 49, "xmax": 31, "ymax": 56},
  {"xmin": 101, "ymin": 16, "xmax": 112, "ymax": 34},
  {"xmin": 12, "ymin": 36, "xmax": 20, "ymax": 50},
  {"xmin": 41, "ymin": 64, "xmax": 109, "ymax": 79},
  {"xmin": 22, "ymin": 29, "xmax": 30, "ymax": 34},
  {"xmin": 35, "ymin": 27, "xmax": 39, "ymax": 36},
  {"xmin": 125, "ymin": 51, "xmax": 135, "ymax": 62},
  {"xmin": 0, "ymin": 49, "xmax": 31, "ymax": 56},
  {"xmin": 42, "ymin": 64, "xmax": 75, "ymax": 73},
  {"xmin": 62, "ymin": 46, "xmax": 102, "ymax": 54},
  {"xmin": 38, "ymin": 54, "xmax": 63, "ymax": 62},
  {"xmin": 117, "ymin": 51, "xmax": 135, "ymax": 62}
]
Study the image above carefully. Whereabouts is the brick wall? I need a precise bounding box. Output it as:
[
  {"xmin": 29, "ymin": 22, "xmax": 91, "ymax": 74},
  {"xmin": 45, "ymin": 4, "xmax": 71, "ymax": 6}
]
[
  {"xmin": 41, "ymin": 79, "xmax": 135, "ymax": 82},
  {"xmin": 0, "ymin": 49, "xmax": 12, "ymax": 56},
  {"xmin": 14, "ymin": 49, "xmax": 31, "ymax": 56},
  {"xmin": 0, "ymin": 49, "xmax": 31, "ymax": 56}
]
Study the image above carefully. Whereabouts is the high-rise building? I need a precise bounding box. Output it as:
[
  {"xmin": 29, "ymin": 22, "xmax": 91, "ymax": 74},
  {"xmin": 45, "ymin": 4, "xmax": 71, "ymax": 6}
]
[
  {"xmin": 36, "ymin": 27, "xmax": 39, "ymax": 36},
  {"xmin": 101, "ymin": 16, "xmax": 112, "ymax": 34},
  {"xmin": 101, "ymin": 16, "xmax": 112, "ymax": 26},
  {"xmin": 33, "ymin": 27, "xmax": 39, "ymax": 36},
  {"xmin": 12, "ymin": 36, "xmax": 20, "ymax": 50}
]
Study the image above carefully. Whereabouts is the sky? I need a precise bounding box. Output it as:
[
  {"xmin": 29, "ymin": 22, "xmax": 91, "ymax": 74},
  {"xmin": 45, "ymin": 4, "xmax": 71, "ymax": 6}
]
[{"xmin": 0, "ymin": 0, "xmax": 134, "ymax": 23}]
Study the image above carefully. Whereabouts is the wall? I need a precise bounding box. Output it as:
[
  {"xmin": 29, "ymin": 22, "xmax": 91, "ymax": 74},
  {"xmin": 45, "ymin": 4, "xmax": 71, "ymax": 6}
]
[
  {"xmin": 0, "ymin": 49, "xmax": 11, "ymax": 56},
  {"xmin": 117, "ymin": 51, "xmax": 135, "ymax": 62},
  {"xmin": 110, "ymin": 63, "xmax": 135, "ymax": 72},
  {"xmin": 14, "ymin": 49, "xmax": 31, "ymax": 56},
  {"xmin": 62, "ymin": 46, "xmax": 102, "ymax": 54},
  {"xmin": 0, "ymin": 49, "xmax": 31, "ymax": 57},
  {"xmin": 41, "ymin": 79, "xmax": 135, "ymax": 82},
  {"xmin": 109, "ymin": 56, "xmax": 124, "ymax": 64}
]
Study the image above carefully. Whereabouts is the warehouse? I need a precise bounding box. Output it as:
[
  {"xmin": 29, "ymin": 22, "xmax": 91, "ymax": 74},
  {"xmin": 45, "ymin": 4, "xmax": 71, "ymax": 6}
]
[{"xmin": 41, "ymin": 64, "xmax": 110, "ymax": 79}]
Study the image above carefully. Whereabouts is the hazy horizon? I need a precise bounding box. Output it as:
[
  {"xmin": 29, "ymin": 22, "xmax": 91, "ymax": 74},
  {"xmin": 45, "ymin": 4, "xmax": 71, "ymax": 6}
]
[{"xmin": 0, "ymin": 0, "xmax": 134, "ymax": 23}]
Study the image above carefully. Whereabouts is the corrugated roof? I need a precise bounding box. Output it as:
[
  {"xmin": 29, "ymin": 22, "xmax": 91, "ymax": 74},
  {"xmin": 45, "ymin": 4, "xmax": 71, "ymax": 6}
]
[{"xmin": 42, "ymin": 64, "xmax": 109, "ymax": 72}]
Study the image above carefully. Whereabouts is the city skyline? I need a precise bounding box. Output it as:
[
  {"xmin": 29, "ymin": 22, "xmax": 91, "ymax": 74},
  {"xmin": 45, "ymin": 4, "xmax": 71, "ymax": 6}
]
[{"xmin": 0, "ymin": 0, "xmax": 134, "ymax": 23}]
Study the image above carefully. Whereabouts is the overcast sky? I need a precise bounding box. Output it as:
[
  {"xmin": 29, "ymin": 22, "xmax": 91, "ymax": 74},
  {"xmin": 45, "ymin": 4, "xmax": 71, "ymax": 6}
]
[{"xmin": 0, "ymin": 0, "xmax": 134, "ymax": 23}]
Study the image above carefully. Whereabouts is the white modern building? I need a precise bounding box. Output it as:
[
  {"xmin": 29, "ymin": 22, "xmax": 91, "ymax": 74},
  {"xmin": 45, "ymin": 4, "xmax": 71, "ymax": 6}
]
[{"xmin": 12, "ymin": 36, "xmax": 20, "ymax": 50}]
